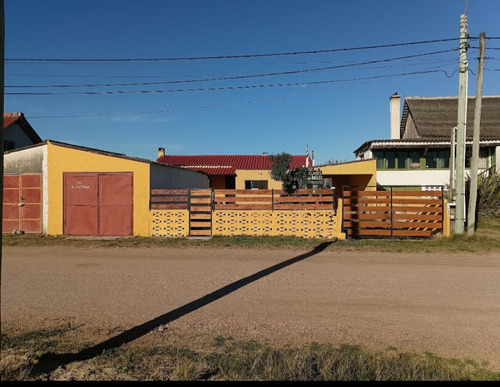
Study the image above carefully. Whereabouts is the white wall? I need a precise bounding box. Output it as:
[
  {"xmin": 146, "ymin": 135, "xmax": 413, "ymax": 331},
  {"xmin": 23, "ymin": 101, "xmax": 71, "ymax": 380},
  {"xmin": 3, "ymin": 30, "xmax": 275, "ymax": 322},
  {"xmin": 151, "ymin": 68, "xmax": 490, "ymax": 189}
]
[
  {"xmin": 150, "ymin": 164, "xmax": 209, "ymax": 189},
  {"xmin": 4, "ymin": 145, "xmax": 44, "ymax": 173},
  {"xmin": 377, "ymin": 170, "xmax": 451, "ymax": 188}
]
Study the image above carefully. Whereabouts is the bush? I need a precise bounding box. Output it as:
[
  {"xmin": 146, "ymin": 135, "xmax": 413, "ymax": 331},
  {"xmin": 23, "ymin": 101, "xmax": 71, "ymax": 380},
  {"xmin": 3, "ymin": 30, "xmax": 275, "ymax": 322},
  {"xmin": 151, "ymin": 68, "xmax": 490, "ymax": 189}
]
[{"xmin": 466, "ymin": 171, "xmax": 500, "ymax": 218}]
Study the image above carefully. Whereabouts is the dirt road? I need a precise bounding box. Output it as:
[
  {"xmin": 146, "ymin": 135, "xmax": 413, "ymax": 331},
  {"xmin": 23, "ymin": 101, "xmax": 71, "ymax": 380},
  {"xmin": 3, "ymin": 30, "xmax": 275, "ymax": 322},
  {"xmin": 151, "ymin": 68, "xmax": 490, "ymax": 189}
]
[{"xmin": 2, "ymin": 245, "xmax": 500, "ymax": 370}]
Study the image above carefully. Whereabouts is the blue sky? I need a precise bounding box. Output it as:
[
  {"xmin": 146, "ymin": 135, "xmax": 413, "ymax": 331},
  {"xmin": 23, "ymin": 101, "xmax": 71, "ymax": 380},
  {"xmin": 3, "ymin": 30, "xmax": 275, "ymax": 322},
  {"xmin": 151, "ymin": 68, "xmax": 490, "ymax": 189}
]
[{"xmin": 4, "ymin": 0, "xmax": 500, "ymax": 164}]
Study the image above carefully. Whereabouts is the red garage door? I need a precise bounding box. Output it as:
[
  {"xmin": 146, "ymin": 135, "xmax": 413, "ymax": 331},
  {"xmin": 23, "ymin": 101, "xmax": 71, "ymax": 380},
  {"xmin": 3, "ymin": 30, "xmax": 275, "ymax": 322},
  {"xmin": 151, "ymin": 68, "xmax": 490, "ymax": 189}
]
[
  {"xmin": 64, "ymin": 172, "xmax": 133, "ymax": 236},
  {"xmin": 3, "ymin": 174, "xmax": 42, "ymax": 233}
]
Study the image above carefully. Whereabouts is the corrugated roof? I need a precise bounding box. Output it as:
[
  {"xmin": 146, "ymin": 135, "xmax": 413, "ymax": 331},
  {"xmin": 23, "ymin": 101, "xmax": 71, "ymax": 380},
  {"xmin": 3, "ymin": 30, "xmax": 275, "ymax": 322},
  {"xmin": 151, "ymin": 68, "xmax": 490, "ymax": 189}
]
[
  {"xmin": 187, "ymin": 166, "xmax": 236, "ymax": 175},
  {"xmin": 402, "ymin": 96, "xmax": 500, "ymax": 139},
  {"xmin": 157, "ymin": 154, "xmax": 312, "ymax": 175}
]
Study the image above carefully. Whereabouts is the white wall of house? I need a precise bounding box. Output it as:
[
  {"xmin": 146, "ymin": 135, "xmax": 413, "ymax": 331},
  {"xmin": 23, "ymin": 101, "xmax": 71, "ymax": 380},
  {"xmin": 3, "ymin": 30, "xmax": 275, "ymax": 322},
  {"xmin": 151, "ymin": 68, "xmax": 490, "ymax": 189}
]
[
  {"xmin": 150, "ymin": 163, "xmax": 209, "ymax": 189},
  {"xmin": 377, "ymin": 170, "xmax": 451, "ymax": 188}
]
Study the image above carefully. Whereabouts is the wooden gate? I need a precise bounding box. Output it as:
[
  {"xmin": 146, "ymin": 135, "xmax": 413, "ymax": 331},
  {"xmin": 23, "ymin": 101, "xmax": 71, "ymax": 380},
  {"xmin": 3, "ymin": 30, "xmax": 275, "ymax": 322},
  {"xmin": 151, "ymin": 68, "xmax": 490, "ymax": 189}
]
[
  {"xmin": 150, "ymin": 188, "xmax": 213, "ymax": 237},
  {"xmin": 3, "ymin": 174, "xmax": 42, "ymax": 233},
  {"xmin": 342, "ymin": 186, "xmax": 444, "ymax": 238},
  {"xmin": 188, "ymin": 189, "xmax": 212, "ymax": 237},
  {"xmin": 63, "ymin": 172, "xmax": 133, "ymax": 236}
]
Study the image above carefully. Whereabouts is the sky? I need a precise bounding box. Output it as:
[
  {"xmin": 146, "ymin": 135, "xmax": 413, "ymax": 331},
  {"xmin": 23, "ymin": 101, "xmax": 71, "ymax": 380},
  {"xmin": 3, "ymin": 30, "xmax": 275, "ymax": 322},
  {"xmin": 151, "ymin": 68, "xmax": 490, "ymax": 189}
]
[{"xmin": 4, "ymin": 0, "xmax": 500, "ymax": 165}]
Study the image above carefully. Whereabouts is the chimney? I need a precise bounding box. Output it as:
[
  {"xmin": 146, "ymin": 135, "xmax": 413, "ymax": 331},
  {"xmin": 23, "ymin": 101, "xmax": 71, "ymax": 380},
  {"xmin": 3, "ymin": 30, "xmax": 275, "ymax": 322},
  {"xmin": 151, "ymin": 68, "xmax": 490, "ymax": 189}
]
[
  {"xmin": 158, "ymin": 147, "xmax": 165, "ymax": 158},
  {"xmin": 390, "ymin": 93, "xmax": 401, "ymax": 139}
]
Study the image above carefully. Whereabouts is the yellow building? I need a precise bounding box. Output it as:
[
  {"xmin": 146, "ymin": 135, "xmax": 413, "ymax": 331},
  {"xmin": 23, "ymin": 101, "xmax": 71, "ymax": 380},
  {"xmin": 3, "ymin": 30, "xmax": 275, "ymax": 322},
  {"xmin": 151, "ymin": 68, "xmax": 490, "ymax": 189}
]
[
  {"xmin": 3, "ymin": 140, "xmax": 208, "ymax": 236},
  {"xmin": 318, "ymin": 159, "xmax": 377, "ymax": 199}
]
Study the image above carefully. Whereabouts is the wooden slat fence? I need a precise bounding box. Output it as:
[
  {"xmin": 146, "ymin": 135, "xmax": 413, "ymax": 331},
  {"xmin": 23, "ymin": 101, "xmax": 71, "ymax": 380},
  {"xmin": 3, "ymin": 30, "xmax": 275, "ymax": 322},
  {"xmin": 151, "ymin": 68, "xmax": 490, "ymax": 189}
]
[
  {"xmin": 213, "ymin": 188, "xmax": 335, "ymax": 210},
  {"xmin": 151, "ymin": 188, "xmax": 336, "ymax": 211},
  {"xmin": 150, "ymin": 189, "xmax": 189, "ymax": 209},
  {"xmin": 342, "ymin": 186, "xmax": 444, "ymax": 238}
]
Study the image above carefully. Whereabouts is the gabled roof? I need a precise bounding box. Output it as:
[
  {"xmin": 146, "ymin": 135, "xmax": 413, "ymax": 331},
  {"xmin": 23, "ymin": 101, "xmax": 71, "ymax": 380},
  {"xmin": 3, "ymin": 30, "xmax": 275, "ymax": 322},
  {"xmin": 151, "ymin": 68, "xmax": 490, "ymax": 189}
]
[
  {"xmin": 157, "ymin": 154, "xmax": 312, "ymax": 176},
  {"xmin": 4, "ymin": 112, "xmax": 43, "ymax": 143},
  {"xmin": 4, "ymin": 139, "xmax": 208, "ymax": 176},
  {"xmin": 401, "ymin": 96, "xmax": 500, "ymax": 139}
]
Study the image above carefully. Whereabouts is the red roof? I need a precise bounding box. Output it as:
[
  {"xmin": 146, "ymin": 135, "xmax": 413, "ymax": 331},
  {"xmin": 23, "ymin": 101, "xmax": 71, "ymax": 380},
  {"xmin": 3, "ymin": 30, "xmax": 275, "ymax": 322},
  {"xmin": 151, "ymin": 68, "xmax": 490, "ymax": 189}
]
[
  {"xmin": 4, "ymin": 112, "xmax": 23, "ymax": 128},
  {"xmin": 157, "ymin": 154, "xmax": 312, "ymax": 176}
]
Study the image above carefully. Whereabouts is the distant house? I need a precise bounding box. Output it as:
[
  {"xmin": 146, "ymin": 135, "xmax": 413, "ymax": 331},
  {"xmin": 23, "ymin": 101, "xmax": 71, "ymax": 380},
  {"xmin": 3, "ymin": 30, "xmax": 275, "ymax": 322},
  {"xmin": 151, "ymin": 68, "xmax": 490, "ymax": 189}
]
[
  {"xmin": 3, "ymin": 112, "xmax": 43, "ymax": 151},
  {"xmin": 354, "ymin": 94, "xmax": 500, "ymax": 190},
  {"xmin": 156, "ymin": 148, "xmax": 313, "ymax": 189}
]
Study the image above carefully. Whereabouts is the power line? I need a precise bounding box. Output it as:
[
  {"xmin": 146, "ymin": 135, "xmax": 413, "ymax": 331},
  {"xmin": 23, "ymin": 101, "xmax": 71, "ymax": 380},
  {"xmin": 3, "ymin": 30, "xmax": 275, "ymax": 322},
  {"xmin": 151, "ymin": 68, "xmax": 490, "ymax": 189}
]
[
  {"xmin": 6, "ymin": 49, "xmax": 457, "ymax": 90},
  {"xmin": 5, "ymin": 38, "xmax": 462, "ymax": 62},
  {"xmin": 6, "ymin": 69, "xmax": 454, "ymax": 96}
]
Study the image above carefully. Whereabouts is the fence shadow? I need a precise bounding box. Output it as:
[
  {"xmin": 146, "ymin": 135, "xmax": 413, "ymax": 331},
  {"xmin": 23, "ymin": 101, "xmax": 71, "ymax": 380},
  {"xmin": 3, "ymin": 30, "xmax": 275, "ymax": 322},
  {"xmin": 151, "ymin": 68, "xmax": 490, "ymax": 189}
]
[{"xmin": 30, "ymin": 241, "xmax": 332, "ymax": 375}]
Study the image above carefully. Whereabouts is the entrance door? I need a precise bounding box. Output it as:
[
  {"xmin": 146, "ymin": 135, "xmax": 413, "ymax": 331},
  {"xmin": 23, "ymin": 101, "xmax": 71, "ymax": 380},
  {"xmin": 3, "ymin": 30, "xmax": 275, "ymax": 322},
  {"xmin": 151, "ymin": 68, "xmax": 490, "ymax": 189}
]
[
  {"xmin": 98, "ymin": 173, "xmax": 133, "ymax": 236},
  {"xmin": 64, "ymin": 172, "xmax": 133, "ymax": 236},
  {"xmin": 3, "ymin": 174, "xmax": 42, "ymax": 233}
]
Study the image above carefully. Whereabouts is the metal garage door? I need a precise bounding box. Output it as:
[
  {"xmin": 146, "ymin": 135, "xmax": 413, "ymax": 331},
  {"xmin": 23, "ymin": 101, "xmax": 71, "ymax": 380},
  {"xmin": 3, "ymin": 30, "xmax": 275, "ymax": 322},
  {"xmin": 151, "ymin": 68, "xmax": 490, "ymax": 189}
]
[
  {"xmin": 3, "ymin": 174, "xmax": 42, "ymax": 233},
  {"xmin": 63, "ymin": 172, "xmax": 133, "ymax": 236}
]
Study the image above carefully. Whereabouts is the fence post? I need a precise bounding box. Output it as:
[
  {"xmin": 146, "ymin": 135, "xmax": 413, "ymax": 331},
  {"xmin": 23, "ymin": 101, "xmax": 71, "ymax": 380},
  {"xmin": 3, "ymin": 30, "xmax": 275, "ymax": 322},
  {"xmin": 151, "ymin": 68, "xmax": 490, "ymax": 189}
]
[
  {"xmin": 441, "ymin": 185, "xmax": 444, "ymax": 234},
  {"xmin": 390, "ymin": 186, "xmax": 394, "ymax": 237},
  {"xmin": 272, "ymin": 189, "xmax": 274, "ymax": 212}
]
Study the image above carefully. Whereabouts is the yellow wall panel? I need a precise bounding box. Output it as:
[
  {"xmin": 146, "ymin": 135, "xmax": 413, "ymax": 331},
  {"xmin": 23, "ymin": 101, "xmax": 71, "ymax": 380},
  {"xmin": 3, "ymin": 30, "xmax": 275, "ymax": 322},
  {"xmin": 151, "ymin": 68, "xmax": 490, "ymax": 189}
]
[
  {"xmin": 150, "ymin": 210, "xmax": 189, "ymax": 237},
  {"xmin": 235, "ymin": 170, "xmax": 283, "ymax": 190},
  {"xmin": 47, "ymin": 141, "xmax": 151, "ymax": 236},
  {"xmin": 213, "ymin": 209, "xmax": 345, "ymax": 239}
]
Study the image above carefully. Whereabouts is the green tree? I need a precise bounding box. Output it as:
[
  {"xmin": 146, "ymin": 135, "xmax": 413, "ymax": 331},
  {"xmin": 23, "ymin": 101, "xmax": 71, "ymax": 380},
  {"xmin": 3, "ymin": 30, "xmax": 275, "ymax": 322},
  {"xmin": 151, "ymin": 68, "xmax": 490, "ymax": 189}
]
[{"xmin": 269, "ymin": 153, "xmax": 309, "ymax": 194}]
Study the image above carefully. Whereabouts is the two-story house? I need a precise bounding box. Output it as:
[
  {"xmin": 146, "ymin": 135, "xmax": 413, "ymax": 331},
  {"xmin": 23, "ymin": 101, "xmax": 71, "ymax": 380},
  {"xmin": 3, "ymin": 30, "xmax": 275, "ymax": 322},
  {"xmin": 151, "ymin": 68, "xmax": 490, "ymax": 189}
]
[{"xmin": 354, "ymin": 94, "xmax": 500, "ymax": 190}]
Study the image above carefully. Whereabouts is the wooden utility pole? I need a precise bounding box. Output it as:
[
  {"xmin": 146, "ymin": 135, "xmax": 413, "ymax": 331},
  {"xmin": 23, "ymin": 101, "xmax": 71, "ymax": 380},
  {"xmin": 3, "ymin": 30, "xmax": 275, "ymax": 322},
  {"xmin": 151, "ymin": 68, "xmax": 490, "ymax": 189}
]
[
  {"xmin": 0, "ymin": 0, "xmax": 5, "ymax": 348},
  {"xmin": 467, "ymin": 32, "xmax": 486, "ymax": 236},
  {"xmin": 455, "ymin": 13, "xmax": 469, "ymax": 234},
  {"xmin": 449, "ymin": 126, "xmax": 456, "ymax": 200}
]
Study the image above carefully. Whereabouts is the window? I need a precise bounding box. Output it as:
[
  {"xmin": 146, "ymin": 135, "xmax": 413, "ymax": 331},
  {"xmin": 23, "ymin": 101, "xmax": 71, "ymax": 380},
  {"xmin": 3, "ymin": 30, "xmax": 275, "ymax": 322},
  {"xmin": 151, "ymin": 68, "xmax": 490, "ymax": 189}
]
[
  {"xmin": 397, "ymin": 151, "xmax": 408, "ymax": 169},
  {"xmin": 426, "ymin": 150, "xmax": 450, "ymax": 169},
  {"xmin": 373, "ymin": 151, "xmax": 385, "ymax": 169},
  {"xmin": 409, "ymin": 151, "xmax": 421, "ymax": 169},
  {"xmin": 426, "ymin": 151, "xmax": 437, "ymax": 168},
  {"xmin": 245, "ymin": 180, "xmax": 268, "ymax": 189},
  {"xmin": 374, "ymin": 150, "xmax": 421, "ymax": 170},
  {"xmin": 437, "ymin": 150, "xmax": 450, "ymax": 168},
  {"xmin": 386, "ymin": 152, "xmax": 396, "ymax": 169}
]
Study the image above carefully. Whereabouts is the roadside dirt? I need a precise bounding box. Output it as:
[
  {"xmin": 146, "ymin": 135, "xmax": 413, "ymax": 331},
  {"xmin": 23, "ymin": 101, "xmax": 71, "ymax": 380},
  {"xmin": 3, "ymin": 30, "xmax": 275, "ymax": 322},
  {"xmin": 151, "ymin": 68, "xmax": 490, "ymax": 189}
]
[{"xmin": 2, "ymin": 245, "xmax": 500, "ymax": 377}]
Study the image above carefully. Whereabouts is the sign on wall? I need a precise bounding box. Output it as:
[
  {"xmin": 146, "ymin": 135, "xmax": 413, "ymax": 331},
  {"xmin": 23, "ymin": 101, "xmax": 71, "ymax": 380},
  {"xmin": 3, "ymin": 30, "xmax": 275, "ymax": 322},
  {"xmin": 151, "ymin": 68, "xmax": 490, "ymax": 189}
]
[{"xmin": 307, "ymin": 168, "xmax": 324, "ymax": 188}]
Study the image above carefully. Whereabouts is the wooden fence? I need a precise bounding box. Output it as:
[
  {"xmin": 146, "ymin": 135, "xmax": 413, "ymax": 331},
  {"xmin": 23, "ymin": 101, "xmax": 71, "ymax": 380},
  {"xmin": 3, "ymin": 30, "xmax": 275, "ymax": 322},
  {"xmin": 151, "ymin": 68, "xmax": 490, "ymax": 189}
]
[
  {"xmin": 342, "ymin": 186, "xmax": 445, "ymax": 238},
  {"xmin": 151, "ymin": 188, "xmax": 336, "ymax": 211}
]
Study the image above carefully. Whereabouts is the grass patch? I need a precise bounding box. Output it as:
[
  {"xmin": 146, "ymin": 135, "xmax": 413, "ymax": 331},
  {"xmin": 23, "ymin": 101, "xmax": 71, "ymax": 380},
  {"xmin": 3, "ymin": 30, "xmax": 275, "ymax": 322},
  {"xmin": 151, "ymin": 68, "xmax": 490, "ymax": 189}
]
[
  {"xmin": 2, "ymin": 333, "xmax": 499, "ymax": 381},
  {"xmin": 2, "ymin": 217, "xmax": 500, "ymax": 253}
]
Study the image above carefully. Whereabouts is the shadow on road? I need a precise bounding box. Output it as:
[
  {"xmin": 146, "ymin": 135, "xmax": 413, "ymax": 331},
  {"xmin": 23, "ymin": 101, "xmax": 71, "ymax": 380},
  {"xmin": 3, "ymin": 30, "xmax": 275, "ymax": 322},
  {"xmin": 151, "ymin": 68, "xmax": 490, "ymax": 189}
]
[{"xmin": 30, "ymin": 242, "xmax": 332, "ymax": 375}]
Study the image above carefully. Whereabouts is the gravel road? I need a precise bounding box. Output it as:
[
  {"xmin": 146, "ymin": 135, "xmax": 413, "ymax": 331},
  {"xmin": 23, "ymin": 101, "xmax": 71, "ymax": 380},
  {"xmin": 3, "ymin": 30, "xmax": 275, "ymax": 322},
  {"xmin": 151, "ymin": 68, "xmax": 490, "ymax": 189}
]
[{"xmin": 2, "ymin": 245, "xmax": 500, "ymax": 371}]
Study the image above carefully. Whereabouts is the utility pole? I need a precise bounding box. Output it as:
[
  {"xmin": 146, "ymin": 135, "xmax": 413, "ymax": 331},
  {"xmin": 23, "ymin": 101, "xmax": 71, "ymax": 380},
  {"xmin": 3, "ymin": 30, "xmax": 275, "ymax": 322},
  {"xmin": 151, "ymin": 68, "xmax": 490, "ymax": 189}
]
[
  {"xmin": 455, "ymin": 13, "xmax": 469, "ymax": 234},
  {"xmin": 449, "ymin": 126, "xmax": 456, "ymax": 200},
  {"xmin": 0, "ymin": 0, "xmax": 5, "ymax": 348},
  {"xmin": 467, "ymin": 32, "xmax": 486, "ymax": 236}
]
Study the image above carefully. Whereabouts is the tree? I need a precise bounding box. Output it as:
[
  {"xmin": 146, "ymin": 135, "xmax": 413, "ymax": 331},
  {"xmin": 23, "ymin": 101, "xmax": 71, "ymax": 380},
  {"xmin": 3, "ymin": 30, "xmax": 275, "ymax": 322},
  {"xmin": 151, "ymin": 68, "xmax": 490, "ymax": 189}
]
[{"xmin": 269, "ymin": 153, "xmax": 309, "ymax": 194}]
